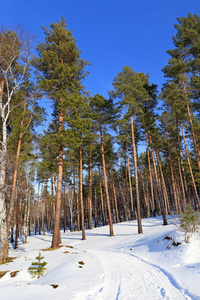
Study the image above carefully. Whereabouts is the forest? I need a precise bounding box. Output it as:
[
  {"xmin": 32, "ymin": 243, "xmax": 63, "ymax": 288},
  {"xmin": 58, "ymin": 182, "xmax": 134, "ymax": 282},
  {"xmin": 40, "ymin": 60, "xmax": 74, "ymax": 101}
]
[{"xmin": 0, "ymin": 13, "xmax": 200, "ymax": 262}]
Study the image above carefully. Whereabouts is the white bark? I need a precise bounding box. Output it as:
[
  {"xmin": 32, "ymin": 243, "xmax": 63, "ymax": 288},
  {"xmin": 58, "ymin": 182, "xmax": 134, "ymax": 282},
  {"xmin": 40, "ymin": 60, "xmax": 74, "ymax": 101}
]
[{"xmin": 0, "ymin": 28, "xmax": 31, "ymax": 260}]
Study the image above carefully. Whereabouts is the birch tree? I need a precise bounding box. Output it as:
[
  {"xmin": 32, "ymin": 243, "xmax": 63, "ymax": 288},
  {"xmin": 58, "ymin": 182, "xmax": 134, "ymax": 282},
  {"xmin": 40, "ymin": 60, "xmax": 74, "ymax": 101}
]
[{"xmin": 0, "ymin": 27, "xmax": 31, "ymax": 261}]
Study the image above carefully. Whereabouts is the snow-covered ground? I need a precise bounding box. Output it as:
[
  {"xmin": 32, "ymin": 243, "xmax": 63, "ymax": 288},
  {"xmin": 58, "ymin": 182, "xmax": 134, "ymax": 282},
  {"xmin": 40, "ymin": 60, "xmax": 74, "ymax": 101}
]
[{"xmin": 0, "ymin": 216, "xmax": 200, "ymax": 300}]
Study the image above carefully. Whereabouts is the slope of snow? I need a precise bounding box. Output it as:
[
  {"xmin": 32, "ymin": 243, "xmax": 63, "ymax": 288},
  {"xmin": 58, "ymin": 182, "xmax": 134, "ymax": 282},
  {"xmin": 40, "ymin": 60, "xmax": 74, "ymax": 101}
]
[{"xmin": 0, "ymin": 216, "xmax": 200, "ymax": 300}]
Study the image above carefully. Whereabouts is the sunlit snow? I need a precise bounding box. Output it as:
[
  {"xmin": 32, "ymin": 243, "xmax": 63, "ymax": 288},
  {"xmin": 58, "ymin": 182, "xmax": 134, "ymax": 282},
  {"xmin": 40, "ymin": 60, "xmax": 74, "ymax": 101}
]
[{"xmin": 0, "ymin": 216, "xmax": 199, "ymax": 299}]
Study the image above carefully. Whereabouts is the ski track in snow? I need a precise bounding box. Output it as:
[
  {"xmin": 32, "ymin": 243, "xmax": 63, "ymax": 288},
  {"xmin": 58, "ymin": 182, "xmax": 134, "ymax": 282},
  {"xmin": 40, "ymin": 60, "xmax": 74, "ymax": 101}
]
[{"xmin": 74, "ymin": 249, "xmax": 195, "ymax": 300}]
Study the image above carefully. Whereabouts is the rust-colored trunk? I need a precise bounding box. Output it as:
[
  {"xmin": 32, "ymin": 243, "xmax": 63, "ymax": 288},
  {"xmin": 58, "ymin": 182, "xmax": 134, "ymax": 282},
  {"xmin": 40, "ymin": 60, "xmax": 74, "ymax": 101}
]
[
  {"xmin": 79, "ymin": 146, "xmax": 86, "ymax": 240},
  {"xmin": 52, "ymin": 108, "xmax": 63, "ymax": 249},
  {"xmin": 100, "ymin": 124, "xmax": 114, "ymax": 236},
  {"xmin": 131, "ymin": 116, "xmax": 143, "ymax": 234},
  {"xmin": 181, "ymin": 123, "xmax": 200, "ymax": 207},
  {"xmin": 88, "ymin": 150, "xmax": 92, "ymax": 229}
]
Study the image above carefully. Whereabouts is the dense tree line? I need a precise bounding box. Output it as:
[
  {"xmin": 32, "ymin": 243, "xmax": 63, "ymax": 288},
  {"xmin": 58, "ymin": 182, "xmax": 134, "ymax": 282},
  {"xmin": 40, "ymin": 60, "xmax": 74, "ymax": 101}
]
[{"xmin": 1, "ymin": 13, "xmax": 200, "ymax": 261}]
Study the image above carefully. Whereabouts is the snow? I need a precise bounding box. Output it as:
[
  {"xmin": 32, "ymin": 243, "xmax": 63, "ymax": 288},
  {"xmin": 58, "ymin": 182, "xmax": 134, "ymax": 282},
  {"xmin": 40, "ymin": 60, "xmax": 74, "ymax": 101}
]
[{"xmin": 0, "ymin": 216, "xmax": 200, "ymax": 300}]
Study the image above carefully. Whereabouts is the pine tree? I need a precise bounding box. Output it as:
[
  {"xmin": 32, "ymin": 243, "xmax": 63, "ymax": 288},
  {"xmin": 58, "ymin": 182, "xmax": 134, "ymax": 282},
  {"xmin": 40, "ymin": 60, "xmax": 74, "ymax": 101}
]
[
  {"xmin": 180, "ymin": 205, "xmax": 200, "ymax": 243},
  {"xmin": 109, "ymin": 66, "xmax": 149, "ymax": 234},
  {"xmin": 28, "ymin": 252, "xmax": 47, "ymax": 278},
  {"xmin": 89, "ymin": 94, "xmax": 116, "ymax": 236},
  {"xmin": 34, "ymin": 17, "xmax": 90, "ymax": 248}
]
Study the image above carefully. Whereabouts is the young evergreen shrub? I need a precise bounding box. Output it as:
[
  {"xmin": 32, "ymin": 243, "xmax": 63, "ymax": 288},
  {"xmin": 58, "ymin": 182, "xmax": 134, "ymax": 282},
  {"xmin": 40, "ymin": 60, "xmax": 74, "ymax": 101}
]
[
  {"xmin": 28, "ymin": 252, "xmax": 47, "ymax": 278},
  {"xmin": 180, "ymin": 205, "xmax": 200, "ymax": 243}
]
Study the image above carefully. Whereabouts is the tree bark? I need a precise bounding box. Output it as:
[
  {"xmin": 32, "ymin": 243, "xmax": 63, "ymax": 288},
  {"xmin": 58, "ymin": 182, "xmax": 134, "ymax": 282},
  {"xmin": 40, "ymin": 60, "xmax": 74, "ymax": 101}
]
[
  {"xmin": 181, "ymin": 79, "xmax": 200, "ymax": 171},
  {"xmin": 88, "ymin": 149, "xmax": 93, "ymax": 229},
  {"xmin": 0, "ymin": 78, "xmax": 9, "ymax": 261},
  {"xmin": 131, "ymin": 116, "xmax": 143, "ymax": 234},
  {"xmin": 100, "ymin": 124, "xmax": 114, "ymax": 236},
  {"xmin": 181, "ymin": 123, "xmax": 200, "ymax": 207},
  {"xmin": 79, "ymin": 146, "xmax": 86, "ymax": 240},
  {"xmin": 126, "ymin": 146, "xmax": 135, "ymax": 219},
  {"xmin": 52, "ymin": 108, "xmax": 63, "ymax": 249},
  {"xmin": 149, "ymin": 132, "xmax": 168, "ymax": 225},
  {"xmin": 145, "ymin": 132, "xmax": 155, "ymax": 215},
  {"xmin": 98, "ymin": 167, "xmax": 107, "ymax": 226}
]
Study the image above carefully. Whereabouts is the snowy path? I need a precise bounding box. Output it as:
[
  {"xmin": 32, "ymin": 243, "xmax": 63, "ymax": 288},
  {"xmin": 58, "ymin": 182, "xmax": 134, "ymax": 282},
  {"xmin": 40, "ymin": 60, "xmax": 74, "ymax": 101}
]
[
  {"xmin": 1, "ymin": 217, "xmax": 200, "ymax": 300},
  {"xmin": 75, "ymin": 250, "xmax": 191, "ymax": 300}
]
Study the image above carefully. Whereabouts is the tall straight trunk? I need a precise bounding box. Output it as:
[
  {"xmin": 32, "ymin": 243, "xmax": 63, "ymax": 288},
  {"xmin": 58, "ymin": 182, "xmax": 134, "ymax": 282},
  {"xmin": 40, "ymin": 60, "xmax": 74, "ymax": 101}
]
[
  {"xmin": 88, "ymin": 150, "xmax": 92, "ymax": 229},
  {"xmin": 181, "ymin": 79, "xmax": 200, "ymax": 171},
  {"xmin": 0, "ymin": 78, "xmax": 9, "ymax": 260},
  {"xmin": 156, "ymin": 150, "xmax": 170, "ymax": 215},
  {"xmin": 24, "ymin": 190, "xmax": 30, "ymax": 243},
  {"xmin": 52, "ymin": 108, "xmax": 63, "ymax": 249},
  {"xmin": 109, "ymin": 181, "xmax": 116, "ymax": 224},
  {"xmin": 79, "ymin": 146, "xmax": 86, "ymax": 240},
  {"xmin": 76, "ymin": 164, "xmax": 80, "ymax": 231},
  {"xmin": 175, "ymin": 178, "xmax": 182, "ymax": 215},
  {"xmin": 110, "ymin": 167, "xmax": 119, "ymax": 223},
  {"xmin": 181, "ymin": 123, "xmax": 200, "ymax": 207},
  {"xmin": 176, "ymin": 117, "xmax": 189, "ymax": 206},
  {"xmin": 177, "ymin": 157, "xmax": 187, "ymax": 212},
  {"xmin": 14, "ymin": 178, "xmax": 21, "ymax": 249},
  {"xmin": 126, "ymin": 146, "xmax": 135, "ymax": 219},
  {"xmin": 130, "ymin": 116, "xmax": 143, "ymax": 234},
  {"xmin": 124, "ymin": 151, "xmax": 130, "ymax": 220},
  {"xmin": 98, "ymin": 167, "xmax": 106, "ymax": 226},
  {"xmin": 121, "ymin": 159, "xmax": 128, "ymax": 221},
  {"xmin": 166, "ymin": 131, "xmax": 179, "ymax": 215},
  {"xmin": 145, "ymin": 132, "xmax": 155, "ymax": 215},
  {"xmin": 50, "ymin": 174, "xmax": 55, "ymax": 233},
  {"xmin": 100, "ymin": 124, "xmax": 114, "ymax": 236},
  {"xmin": 94, "ymin": 186, "xmax": 98, "ymax": 227},
  {"xmin": 149, "ymin": 133, "xmax": 168, "ymax": 225},
  {"xmin": 138, "ymin": 162, "xmax": 149, "ymax": 218},
  {"xmin": 7, "ymin": 99, "xmax": 33, "ymax": 237}
]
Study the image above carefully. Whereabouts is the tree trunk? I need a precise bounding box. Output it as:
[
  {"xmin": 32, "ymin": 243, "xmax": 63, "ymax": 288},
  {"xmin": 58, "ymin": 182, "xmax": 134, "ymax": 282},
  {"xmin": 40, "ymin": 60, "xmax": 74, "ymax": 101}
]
[
  {"xmin": 166, "ymin": 131, "xmax": 179, "ymax": 215},
  {"xmin": 98, "ymin": 167, "xmax": 107, "ymax": 226},
  {"xmin": 181, "ymin": 79, "xmax": 200, "ymax": 171},
  {"xmin": 149, "ymin": 132, "xmax": 168, "ymax": 225},
  {"xmin": 110, "ymin": 167, "xmax": 119, "ymax": 223},
  {"xmin": 156, "ymin": 150, "xmax": 170, "ymax": 215},
  {"xmin": 88, "ymin": 150, "xmax": 93, "ymax": 229},
  {"xmin": 124, "ymin": 150, "xmax": 130, "ymax": 220},
  {"xmin": 121, "ymin": 158, "xmax": 128, "ymax": 221},
  {"xmin": 176, "ymin": 117, "xmax": 189, "ymax": 207},
  {"xmin": 79, "ymin": 146, "xmax": 86, "ymax": 240},
  {"xmin": 181, "ymin": 123, "xmax": 200, "ymax": 207},
  {"xmin": 145, "ymin": 132, "xmax": 155, "ymax": 215},
  {"xmin": 126, "ymin": 145, "xmax": 135, "ymax": 219},
  {"xmin": 0, "ymin": 83, "xmax": 9, "ymax": 260},
  {"xmin": 131, "ymin": 116, "xmax": 143, "ymax": 234},
  {"xmin": 76, "ymin": 164, "xmax": 80, "ymax": 231},
  {"xmin": 138, "ymin": 161, "xmax": 149, "ymax": 218},
  {"xmin": 100, "ymin": 124, "xmax": 114, "ymax": 236},
  {"xmin": 52, "ymin": 108, "xmax": 63, "ymax": 249}
]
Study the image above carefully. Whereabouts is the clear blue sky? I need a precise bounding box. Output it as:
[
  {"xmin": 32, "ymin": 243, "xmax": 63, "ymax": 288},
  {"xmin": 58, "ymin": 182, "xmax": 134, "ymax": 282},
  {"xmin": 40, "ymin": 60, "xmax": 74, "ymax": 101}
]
[{"xmin": 1, "ymin": 0, "xmax": 200, "ymax": 98}]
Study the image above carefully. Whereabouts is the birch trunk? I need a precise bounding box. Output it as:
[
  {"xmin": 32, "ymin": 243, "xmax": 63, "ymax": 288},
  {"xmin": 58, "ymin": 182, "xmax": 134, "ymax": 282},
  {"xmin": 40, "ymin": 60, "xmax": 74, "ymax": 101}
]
[{"xmin": 0, "ymin": 79, "xmax": 9, "ymax": 261}]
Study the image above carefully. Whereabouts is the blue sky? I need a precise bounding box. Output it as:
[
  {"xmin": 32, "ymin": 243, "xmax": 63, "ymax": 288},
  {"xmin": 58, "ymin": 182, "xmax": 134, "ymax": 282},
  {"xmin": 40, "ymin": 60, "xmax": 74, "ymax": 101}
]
[{"xmin": 1, "ymin": 0, "xmax": 200, "ymax": 101}]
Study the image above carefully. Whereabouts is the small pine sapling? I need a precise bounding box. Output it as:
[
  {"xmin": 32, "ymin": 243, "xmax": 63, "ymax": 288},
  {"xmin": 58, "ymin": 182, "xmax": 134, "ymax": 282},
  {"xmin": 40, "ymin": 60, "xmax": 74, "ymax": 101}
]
[
  {"xmin": 180, "ymin": 205, "xmax": 200, "ymax": 243},
  {"xmin": 28, "ymin": 252, "xmax": 47, "ymax": 278}
]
